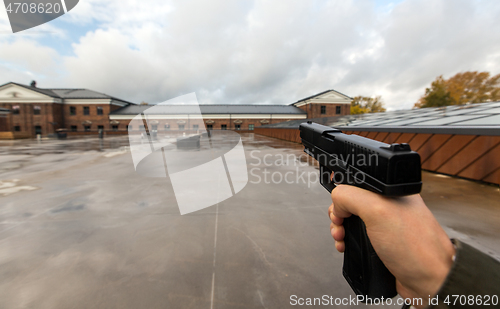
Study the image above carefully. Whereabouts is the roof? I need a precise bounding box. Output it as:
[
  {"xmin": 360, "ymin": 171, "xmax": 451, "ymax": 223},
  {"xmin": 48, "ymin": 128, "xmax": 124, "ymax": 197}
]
[
  {"xmin": 345, "ymin": 101, "xmax": 500, "ymax": 127},
  {"xmin": 4, "ymin": 82, "xmax": 60, "ymax": 98},
  {"xmin": 291, "ymin": 89, "xmax": 353, "ymax": 105},
  {"xmin": 50, "ymin": 89, "xmax": 119, "ymax": 100},
  {"xmin": 110, "ymin": 104, "xmax": 307, "ymax": 115},
  {"xmin": 0, "ymin": 82, "xmax": 134, "ymax": 104},
  {"xmin": 262, "ymin": 102, "xmax": 500, "ymax": 135}
]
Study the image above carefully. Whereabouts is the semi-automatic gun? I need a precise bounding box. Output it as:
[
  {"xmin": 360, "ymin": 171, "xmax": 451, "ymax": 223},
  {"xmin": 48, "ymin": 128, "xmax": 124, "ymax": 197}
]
[{"xmin": 299, "ymin": 121, "xmax": 422, "ymax": 300}]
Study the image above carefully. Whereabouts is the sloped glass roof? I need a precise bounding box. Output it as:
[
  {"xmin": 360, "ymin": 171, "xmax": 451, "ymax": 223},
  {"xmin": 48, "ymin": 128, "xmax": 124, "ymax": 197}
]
[
  {"xmin": 346, "ymin": 102, "xmax": 500, "ymax": 127},
  {"xmin": 262, "ymin": 102, "xmax": 500, "ymax": 131},
  {"xmin": 458, "ymin": 114, "xmax": 500, "ymax": 126}
]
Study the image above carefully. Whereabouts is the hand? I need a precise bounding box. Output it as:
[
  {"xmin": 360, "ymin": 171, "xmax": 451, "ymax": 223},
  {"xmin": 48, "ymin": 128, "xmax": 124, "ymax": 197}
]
[{"xmin": 328, "ymin": 185, "xmax": 455, "ymax": 307}]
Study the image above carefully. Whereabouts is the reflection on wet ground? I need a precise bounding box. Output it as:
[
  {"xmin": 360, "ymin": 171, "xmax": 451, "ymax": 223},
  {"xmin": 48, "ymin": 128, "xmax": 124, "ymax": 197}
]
[
  {"xmin": 0, "ymin": 136, "xmax": 131, "ymax": 155},
  {"xmin": 0, "ymin": 133, "xmax": 304, "ymax": 156}
]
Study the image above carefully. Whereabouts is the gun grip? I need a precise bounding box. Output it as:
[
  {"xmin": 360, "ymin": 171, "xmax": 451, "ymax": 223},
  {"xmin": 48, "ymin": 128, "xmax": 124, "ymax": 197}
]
[{"xmin": 342, "ymin": 215, "xmax": 397, "ymax": 300}]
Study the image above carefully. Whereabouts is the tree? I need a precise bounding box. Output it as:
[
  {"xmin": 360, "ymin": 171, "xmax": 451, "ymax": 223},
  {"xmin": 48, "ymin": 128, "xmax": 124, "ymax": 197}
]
[
  {"xmin": 414, "ymin": 76, "xmax": 452, "ymax": 108},
  {"xmin": 350, "ymin": 96, "xmax": 386, "ymax": 114},
  {"xmin": 414, "ymin": 71, "xmax": 500, "ymax": 108}
]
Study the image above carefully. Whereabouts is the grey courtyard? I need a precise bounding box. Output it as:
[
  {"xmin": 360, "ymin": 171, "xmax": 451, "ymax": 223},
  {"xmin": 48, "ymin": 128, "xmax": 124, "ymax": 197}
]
[{"xmin": 0, "ymin": 134, "xmax": 499, "ymax": 309}]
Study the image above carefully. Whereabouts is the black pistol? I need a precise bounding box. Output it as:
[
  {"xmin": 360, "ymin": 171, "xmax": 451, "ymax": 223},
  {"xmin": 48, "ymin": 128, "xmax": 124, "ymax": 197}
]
[{"xmin": 299, "ymin": 121, "xmax": 422, "ymax": 300}]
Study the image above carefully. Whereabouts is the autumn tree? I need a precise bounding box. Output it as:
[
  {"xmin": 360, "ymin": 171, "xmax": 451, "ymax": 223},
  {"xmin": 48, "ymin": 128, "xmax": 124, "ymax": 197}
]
[
  {"xmin": 350, "ymin": 96, "xmax": 386, "ymax": 114},
  {"xmin": 414, "ymin": 71, "xmax": 500, "ymax": 108},
  {"xmin": 414, "ymin": 76, "xmax": 452, "ymax": 108}
]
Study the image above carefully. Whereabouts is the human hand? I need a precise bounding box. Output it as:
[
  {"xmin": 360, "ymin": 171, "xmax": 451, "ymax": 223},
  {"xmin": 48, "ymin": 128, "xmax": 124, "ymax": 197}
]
[{"xmin": 328, "ymin": 185, "xmax": 455, "ymax": 307}]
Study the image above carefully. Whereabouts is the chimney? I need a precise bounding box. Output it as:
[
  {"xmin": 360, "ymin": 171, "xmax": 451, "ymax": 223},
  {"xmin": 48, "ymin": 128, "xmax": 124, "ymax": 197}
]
[{"xmin": 30, "ymin": 80, "xmax": 37, "ymax": 88}]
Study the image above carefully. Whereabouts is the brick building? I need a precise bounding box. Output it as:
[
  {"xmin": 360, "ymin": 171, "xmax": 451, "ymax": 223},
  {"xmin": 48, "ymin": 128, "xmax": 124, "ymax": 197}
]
[
  {"xmin": 0, "ymin": 83, "xmax": 352, "ymax": 137},
  {"xmin": 110, "ymin": 104, "xmax": 307, "ymax": 131},
  {"xmin": 291, "ymin": 89, "xmax": 352, "ymax": 118},
  {"xmin": 110, "ymin": 90, "xmax": 352, "ymax": 131},
  {"xmin": 0, "ymin": 82, "xmax": 133, "ymax": 138}
]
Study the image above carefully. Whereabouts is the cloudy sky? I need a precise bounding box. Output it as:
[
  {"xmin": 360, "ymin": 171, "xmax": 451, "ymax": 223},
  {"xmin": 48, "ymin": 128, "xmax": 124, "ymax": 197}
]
[{"xmin": 0, "ymin": 0, "xmax": 499, "ymax": 110}]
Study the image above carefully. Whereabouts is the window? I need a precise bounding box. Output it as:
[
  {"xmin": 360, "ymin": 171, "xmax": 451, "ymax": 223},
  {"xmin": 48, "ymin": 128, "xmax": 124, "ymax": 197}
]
[
  {"xmin": 192, "ymin": 124, "xmax": 199, "ymax": 130},
  {"xmin": 97, "ymin": 107, "xmax": 103, "ymax": 115},
  {"xmin": 126, "ymin": 125, "xmax": 132, "ymax": 131},
  {"xmin": 248, "ymin": 124, "xmax": 254, "ymax": 131},
  {"xmin": 83, "ymin": 106, "xmax": 90, "ymax": 115},
  {"xmin": 70, "ymin": 106, "xmax": 76, "ymax": 115},
  {"xmin": 98, "ymin": 125, "xmax": 104, "ymax": 131},
  {"xmin": 164, "ymin": 124, "xmax": 170, "ymax": 130},
  {"xmin": 151, "ymin": 125, "xmax": 158, "ymax": 131},
  {"xmin": 320, "ymin": 105, "xmax": 326, "ymax": 114},
  {"xmin": 235, "ymin": 124, "xmax": 241, "ymax": 130},
  {"xmin": 112, "ymin": 125, "xmax": 119, "ymax": 131},
  {"xmin": 178, "ymin": 124, "xmax": 185, "ymax": 130},
  {"xmin": 12, "ymin": 105, "xmax": 20, "ymax": 115},
  {"xmin": 207, "ymin": 124, "xmax": 213, "ymax": 130},
  {"xmin": 139, "ymin": 125, "xmax": 145, "ymax": 130},
  {"xmin": 84, "ymin": 125, "xmax": 91, "ymax": 132},
  {"xmin": 221, "ymin": 124, "xmax": 227, "ymax": 130},
  {"xmin": 14, "ymin": 126, "xmax": 21, "ymax": 132},
  {"xmin": 34, "ymin": 126, "xmax": 42, "ymax": 135},
  {"xmin": 71, "ymin": 126, "xmax": 77, "ymax": 132},
  {"xmin": 336, "ymin": 106, "xmax": 341, "ymax": 114},
  {"xmin": 33, "ymin": 106, "xmax": 41, "ymax": 115}
]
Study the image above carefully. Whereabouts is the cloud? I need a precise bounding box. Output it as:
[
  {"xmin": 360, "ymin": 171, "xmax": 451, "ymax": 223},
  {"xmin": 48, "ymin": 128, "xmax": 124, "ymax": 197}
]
[
  {"xmin": 1, "ymin": 0, "xmax": 500, "ymax": 110},
  {"xmin": 0, "ymin": 39, "xmax": 59, "ymax": 72}
]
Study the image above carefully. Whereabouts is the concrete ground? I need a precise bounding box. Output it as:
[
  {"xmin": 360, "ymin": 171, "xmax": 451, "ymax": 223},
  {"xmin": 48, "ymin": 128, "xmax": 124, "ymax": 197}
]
[{"xmin": 0, "ymin": 133, "xmax": 499, "ymax": 309}]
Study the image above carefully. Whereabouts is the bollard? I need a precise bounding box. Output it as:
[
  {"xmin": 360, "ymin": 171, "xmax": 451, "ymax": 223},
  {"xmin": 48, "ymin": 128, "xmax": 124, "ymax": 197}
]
[
  {"xmin": 36, "ymin": 134, "xmax": 41, "ymax": 142},
  {"xmin": 98, "ymin": 129, "xmax": 104, "ymax": 139}
]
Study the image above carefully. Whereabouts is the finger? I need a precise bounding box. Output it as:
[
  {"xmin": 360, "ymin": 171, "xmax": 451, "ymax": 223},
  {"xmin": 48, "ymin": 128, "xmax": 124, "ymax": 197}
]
[
  {"xmin": 332, "ymin": 224, "xmax": 345, "ymax": 242},
  {"xmin": 331, "ymin": 185, "xmax": 384, "ymax": 220},
  {"xmin": 329, "ymin": 203, "xmax": 344, "ymax": 225},
  {"xmin": 330, "ymin": 222, "xmax": 345, "ymax": 242},
  {"xmin": 330, "ymin": 212, "xmax": 344, "ymax": 226},
  {"xmin": 335, "ymin": 240, "xmax": 345, "ymax": 253}
]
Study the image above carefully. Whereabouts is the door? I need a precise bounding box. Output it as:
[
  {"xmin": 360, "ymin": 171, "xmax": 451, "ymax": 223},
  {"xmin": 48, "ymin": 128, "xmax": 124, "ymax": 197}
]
[{"xmin": 34, "ymin": 126, "xmax": 42, "ymax": 135}]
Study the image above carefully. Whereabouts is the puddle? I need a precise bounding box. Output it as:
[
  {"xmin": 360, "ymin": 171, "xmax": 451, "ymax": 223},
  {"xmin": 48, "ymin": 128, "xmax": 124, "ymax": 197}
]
[
  {"xmin": 103, "ymin": 147, "xmax": 129, "ymax": 158},
  {"xmin": 0, "ymin": 136, "xmax": 131, "ymax": 156},
  {"xmin": 51, "ymin": 204, "xmax": 86, "ymax": 213},
  {"xmin": 0, "ymin": 179, "xmax": 38, "ymax": 196}
]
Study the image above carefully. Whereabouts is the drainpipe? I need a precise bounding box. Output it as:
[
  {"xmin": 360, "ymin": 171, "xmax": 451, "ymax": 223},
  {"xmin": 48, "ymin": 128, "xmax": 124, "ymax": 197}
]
[{"xmin": 60, "ymin": 99, "xmax": 65, "ymax": 129}]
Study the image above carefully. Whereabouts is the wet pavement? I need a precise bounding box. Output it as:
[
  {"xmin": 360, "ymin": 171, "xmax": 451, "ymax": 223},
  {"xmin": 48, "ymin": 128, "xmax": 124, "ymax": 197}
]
[{"xmin": 0, "ymin": 133, "xmax": 499, "ymax": 309}]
